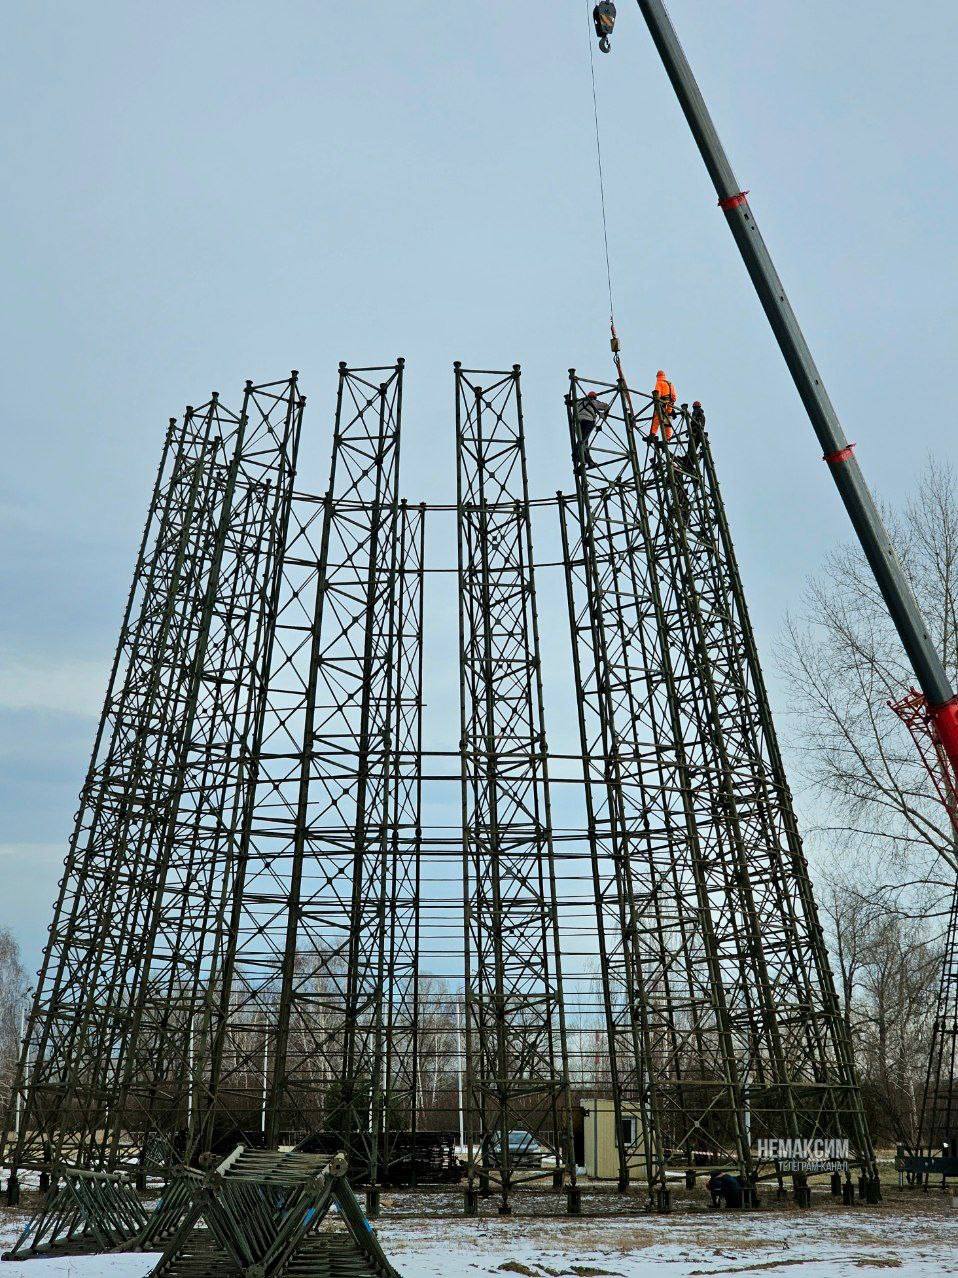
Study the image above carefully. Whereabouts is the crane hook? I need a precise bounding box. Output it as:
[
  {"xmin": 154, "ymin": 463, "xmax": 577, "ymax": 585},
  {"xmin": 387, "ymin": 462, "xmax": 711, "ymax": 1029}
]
[{"xmin": 593, "ymin": 2, "xmax": 616, "ymax": 54}]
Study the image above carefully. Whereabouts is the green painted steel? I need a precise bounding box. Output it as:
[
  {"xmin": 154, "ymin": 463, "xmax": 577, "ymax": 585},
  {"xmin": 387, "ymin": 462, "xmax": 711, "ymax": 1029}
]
[
  {"xmin": 561, "ymin": 377, "xmax": 876, "ymax": 1205},
  {"xmin": 146, "ymin": 1147, "xmax": 400, "ymax": 1278},
  {"xmin": 2, "ymin": 1168, "xmax": 149, "ymax": 1260}
]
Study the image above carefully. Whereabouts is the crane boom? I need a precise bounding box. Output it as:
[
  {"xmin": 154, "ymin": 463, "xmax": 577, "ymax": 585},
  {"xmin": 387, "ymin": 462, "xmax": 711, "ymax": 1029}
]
[{"xmin": 632, "ymin": 0, "xmax": 958, "ymax": 771}]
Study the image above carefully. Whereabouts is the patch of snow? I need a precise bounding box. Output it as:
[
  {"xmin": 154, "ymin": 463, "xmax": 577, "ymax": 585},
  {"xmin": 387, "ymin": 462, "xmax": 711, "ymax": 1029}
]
[
  {"xmin": 0, "ymin": 1189, "xmax": 954, "ymax": 1277},
  {"xmin": 376, "ymin": 1205, "xmax": 958, "ymax": 1278}
]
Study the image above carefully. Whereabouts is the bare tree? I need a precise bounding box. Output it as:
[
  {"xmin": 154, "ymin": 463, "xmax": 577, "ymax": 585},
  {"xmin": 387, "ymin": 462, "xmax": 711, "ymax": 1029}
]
[
  {"xmin": 0, "ymin": 926, "xmax": 28, "ymax": 1105},
  {"xmin": 781, "ymin": 457, "xmax": 958, "ymax": 884},
  {"xmin": 781, "ymin": 461, "xmax": 958, "ymax": 1141},
  {"xmin": 415, "ymin": 978, "xmax": 457, "ymax": 1128},
  {"xmin": 817, "ymin": 864, "xmax": 942, "ymax": 1144}
]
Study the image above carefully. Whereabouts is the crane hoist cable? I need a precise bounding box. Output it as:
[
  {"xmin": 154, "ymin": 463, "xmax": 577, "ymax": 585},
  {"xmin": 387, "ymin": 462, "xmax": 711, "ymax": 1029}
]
[
  {"xmin": 586, "ymin": 3, "xmax": 615, "ymax": 327},
  {"xmin": 586, "ymin": 4, "xmax": 636, "ymax": 414}
]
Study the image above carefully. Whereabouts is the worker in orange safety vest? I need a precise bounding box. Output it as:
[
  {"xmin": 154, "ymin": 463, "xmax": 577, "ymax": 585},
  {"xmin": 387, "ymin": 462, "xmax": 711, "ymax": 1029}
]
[{"xmin": 650, "ymin": 370, "xmax": 677, "ymax": 442}]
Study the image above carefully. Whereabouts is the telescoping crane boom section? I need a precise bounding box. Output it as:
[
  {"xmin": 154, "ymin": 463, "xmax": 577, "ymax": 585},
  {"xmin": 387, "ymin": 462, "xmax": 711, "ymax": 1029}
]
[{"xmin": 622, "ymin": 0, "xmax": 958, "ymax": 776}]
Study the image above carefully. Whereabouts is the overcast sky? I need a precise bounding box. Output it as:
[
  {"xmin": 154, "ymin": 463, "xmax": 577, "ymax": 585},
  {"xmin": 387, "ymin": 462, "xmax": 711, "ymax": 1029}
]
[{"xmin": 2, "ymin": 1, "xmax": 957, "ymax": 975}]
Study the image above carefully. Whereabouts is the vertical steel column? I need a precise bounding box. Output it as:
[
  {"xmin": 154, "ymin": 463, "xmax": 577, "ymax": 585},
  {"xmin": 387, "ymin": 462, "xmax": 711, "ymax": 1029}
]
[
  {"xmin": 560, "ymin": 376, "xmax": 747, "ymax": 1205},
  {"xmin": 917, "ymin": 882, "xmax": 958, "ymax": 1176},
  {"xmin": 5, "ymin": 399, "xmax": 228, "ymax": 1176},
  {"xmin": 455, "ymin": 364, "xmax": 575, "ymax": 1214},
  {"xmin": 3, "ymin": 377, "xmax": 302, "ymax": 1179},
  {"xmin": 2, "ymin": 409, "xmax": 192, "ymax": 1175},
  {"xmin": 209, "ymin": 364, "xmax": 415, "ymax": 1198},
  {"xmin": 679, "ymin": 411, "xmax": 877, "ymax": 1183},
  {"xmin": 377, "ymin": 500, "xmax": 426, "ymax": 1182},
  {"xmin": 106, "ymin": 376, "xmax": 303, "ymax": 1170},
  {"xmin": 892, "ymin": 693, "xmax": 958, "ymax": 1177},
  {"xmin": 265, "ymin": 362, "xmax": 402, "ymax": 1162},
  {"xmin": 561, "ymin": 372, "xmax": 876, "ymax": 1196},
  {"xmin": 558, "ymin": 491, "xmax": 658, "ymax": 1193}
]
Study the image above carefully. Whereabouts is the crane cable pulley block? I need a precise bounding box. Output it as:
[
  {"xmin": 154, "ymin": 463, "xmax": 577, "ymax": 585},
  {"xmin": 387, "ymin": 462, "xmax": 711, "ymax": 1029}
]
[{"xmin": 593, "ymin": 1, "xmax": 616, "ymax": 53}]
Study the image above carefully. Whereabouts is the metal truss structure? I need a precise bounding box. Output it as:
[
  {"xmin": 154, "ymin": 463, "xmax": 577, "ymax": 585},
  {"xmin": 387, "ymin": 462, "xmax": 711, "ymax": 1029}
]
[
  {"xmin": 891, "ymin": 690, "xmax": 958, "ymax": 1178},
  {"xmin": 145, "ymin": 1147, "xmax": 400, "ymax": 1278},
  {"xmin": 455, "ymin": 365, "xmax": 575, "ymax": 1213},
  {"xmin": 4, "ymin": 358, "xmax": 879, "ymax": 1217},
  {"xmin": 920, "ymin": 882, "xmax": 958, "ymax": 1175},
  {"xmin": 559, "ymin": 375, "xmax": 876, "ymax": 1203},
  {"xmin": 199, "ymin": 362, "xmax": 424, "ymax": 1198},
  {"xmin": 3, "ymin": 377, "xmax": 303, "ymax": 1188}
]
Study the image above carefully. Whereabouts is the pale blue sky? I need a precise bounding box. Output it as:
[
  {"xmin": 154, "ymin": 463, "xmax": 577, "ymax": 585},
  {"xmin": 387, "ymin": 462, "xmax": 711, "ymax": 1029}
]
[{"xmin": 2, "ymin": 1, "xmax": 957, "ymax": 973}]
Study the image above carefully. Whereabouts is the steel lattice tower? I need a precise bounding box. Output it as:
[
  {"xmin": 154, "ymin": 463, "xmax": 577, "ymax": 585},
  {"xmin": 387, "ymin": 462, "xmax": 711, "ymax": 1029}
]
[
  {"xmin": 455, "ymin": 365, "xmax": 576, "ymax": 1213},
  {"xmin": 559, "ymin": 374, "xmax": 876, "ymax": 1203},
  {"xmin": 3, "ymin": 376, "xmax": 303, "ymax": 1185},
  {"xmin": 198, "ymin": 362, "xmax": 425, "ymax": 1195},
  {"xmin": 917, "ymin": 882, "xmax": 958, "ymax": 1176},
  {"xmin": 891, "ymin": 691, "xmax": 958, "ymax": 1181}
]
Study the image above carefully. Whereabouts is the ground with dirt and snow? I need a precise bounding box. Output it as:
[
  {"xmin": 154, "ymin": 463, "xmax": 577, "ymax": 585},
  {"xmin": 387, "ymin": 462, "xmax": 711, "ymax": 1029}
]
[{"xmin": 0, "ymin": 1184, "xmax": 954, "ymax": 1277}]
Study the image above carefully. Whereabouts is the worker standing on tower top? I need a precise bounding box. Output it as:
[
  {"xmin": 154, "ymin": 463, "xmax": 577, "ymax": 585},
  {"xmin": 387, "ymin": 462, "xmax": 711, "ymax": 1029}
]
[
  {"xmin": 679, "ymin": 400, "xmax": 706, "ymax": 474},
  {"xmin": 650, "ymin": 370, "xmax": 677, "ymax": 442},
  {"xmin": 573, "ymin": 390, "xmax": 609, "ymax": 469}
]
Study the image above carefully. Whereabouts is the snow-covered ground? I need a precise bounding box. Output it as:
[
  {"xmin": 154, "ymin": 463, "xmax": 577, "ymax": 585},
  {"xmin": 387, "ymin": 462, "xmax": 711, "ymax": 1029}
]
[
  {"xmin": 0, "ymin": 1189, "xmax": 954, "ymax": 1277},
  {"xmin": 377, "ymin": 1200, "xmax": 957, "ymax": 1278}
]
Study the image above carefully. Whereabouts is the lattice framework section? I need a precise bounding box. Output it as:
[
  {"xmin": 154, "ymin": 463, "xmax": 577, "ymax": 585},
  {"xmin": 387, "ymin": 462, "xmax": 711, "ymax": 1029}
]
[
  {"xmin": 4, "ymin": 377, "xmax": 302, "ymax": 1176},
  {"xmin": 203, "ymin": 363, "xmax": 423, "ymax": 1190},
  {"xmin": 456, "ymin": 364, "xmax": 575, "ymax": 1211},
  {"xmin": 561, "ymin": 372, "xmax": 875, "ymax": 1200}
]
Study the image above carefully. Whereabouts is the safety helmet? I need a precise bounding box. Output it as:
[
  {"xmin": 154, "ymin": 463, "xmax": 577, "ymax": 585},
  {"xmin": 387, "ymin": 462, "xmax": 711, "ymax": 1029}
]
[
  {"xmin": 587, "ymin": 390, "xmax": 598, "ymax": 399},
  {"xmin": 657, "ymin": 370, "xmax": 666, "ymax": 378},
  {"xmin": 693, "ymin": 400, "xmax": 702, "ymax": 409}
]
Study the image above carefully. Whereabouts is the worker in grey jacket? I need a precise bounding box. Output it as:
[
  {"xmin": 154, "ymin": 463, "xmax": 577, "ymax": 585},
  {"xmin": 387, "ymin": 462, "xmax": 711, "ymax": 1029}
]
[{"xmin": 574, "ymin": 390, "xmax": 610, "ymax": 469}]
